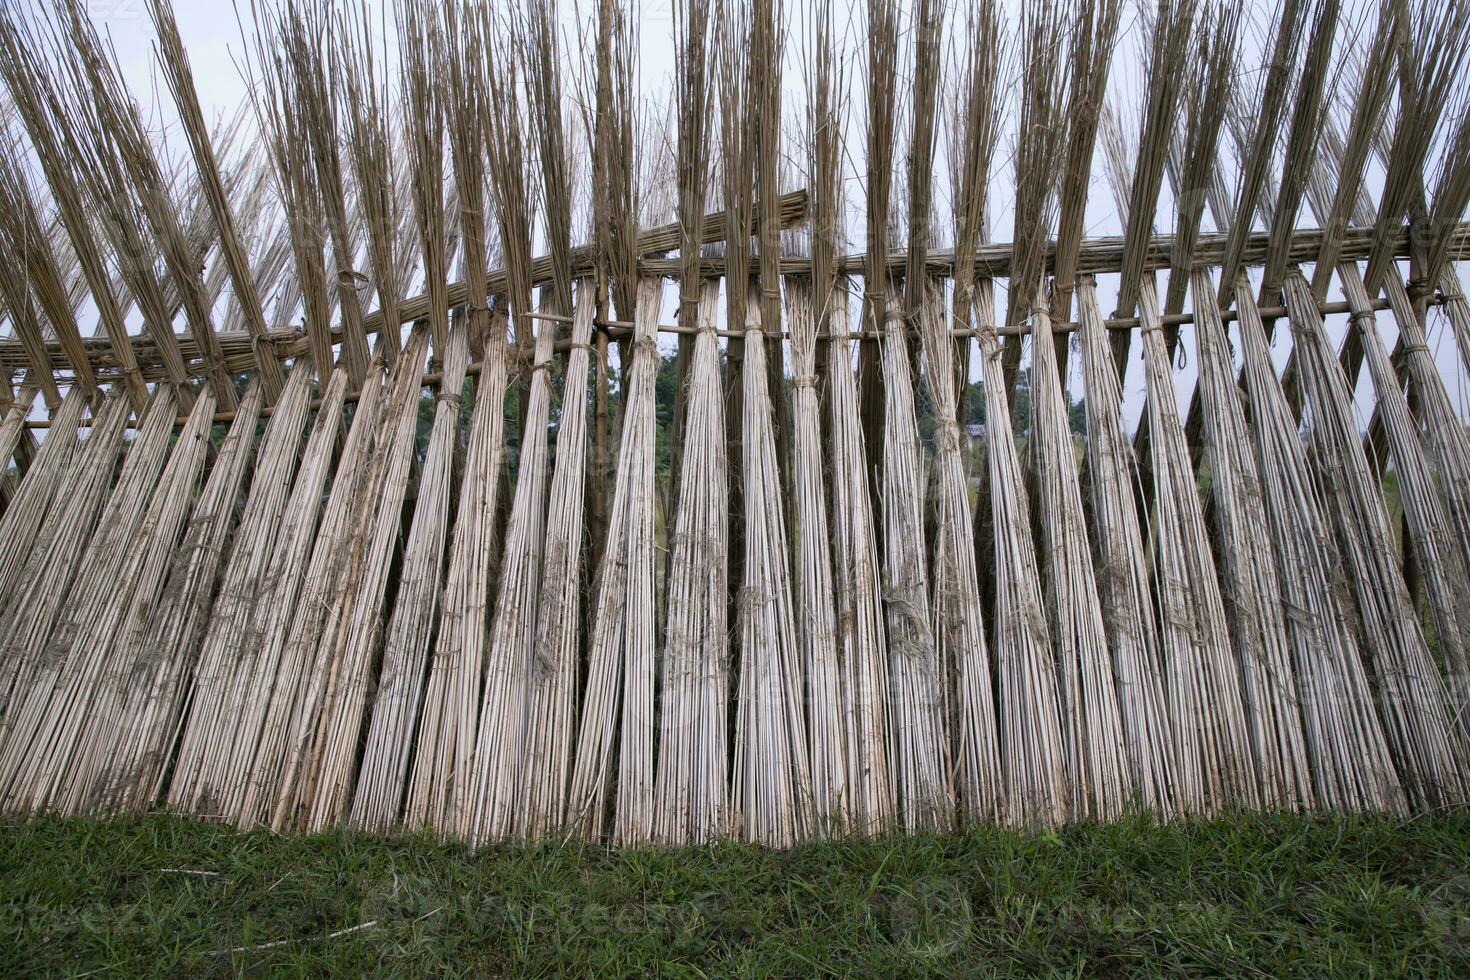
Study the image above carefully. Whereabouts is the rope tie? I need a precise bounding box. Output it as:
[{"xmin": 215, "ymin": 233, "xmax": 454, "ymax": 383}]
[
  {"xmin": 336, "ymin": 269, "xmax": 371, "ymax": 290},
  {"xmin": 436, "ymin": 390, "xmax": 462, "ymax": 409},
  {"xmin": 791, "ymin": 374, "xmax": 818, "ymax": 389},
  {"xmin": 1440, "ymin": 289, "xmax": 1465, "ymax": 304},
  {"xmin": 1401, "ymin": 343, "xmax": 1431, "ymax": 357},
  {"xmin": 1349, "ymin": 310, "xmax": 1376, "ymax": 329}
]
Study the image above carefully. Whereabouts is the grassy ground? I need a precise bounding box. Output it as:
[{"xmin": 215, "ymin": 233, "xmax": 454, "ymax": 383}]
[{"xmin": 3, "ymin": 811, "xmax": 1469, "ymax": 976}]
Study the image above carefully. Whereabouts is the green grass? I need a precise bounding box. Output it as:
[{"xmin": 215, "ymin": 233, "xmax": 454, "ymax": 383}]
[{"xmin": 3, "ymin": 811, "xmax": 1469, "ymax": 976}]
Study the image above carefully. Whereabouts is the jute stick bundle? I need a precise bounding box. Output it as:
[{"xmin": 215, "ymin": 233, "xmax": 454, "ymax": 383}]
[
  {"xmin": 1230, "ymin": 277, "xmax": 1406, "ymax": 815},
  {"xmin": 1190, "ymin": 268, "xmax": 1313, "ymax": 811},
  {"xmin": 654, "ymin": 279, "xmax": 730, "ymax": 845},
  {"xmin": 1026, "ymin": 291, "xmax": 1131, "ymax": 821},
  {"xmin": 1074, "ymin": 278, "xmax": 1177, "ymax": 817},
  {"xmin": 517, "ymin": 284, "xmax": 596, "ymax": 841},
  {"xmin": 824, "ymin": 286, "xmax": 894, "ymax": 834},
  {"xmin": 0, "ymin": 387, "xmax": 86, "ymax": 600},
  {"xmin": 207, "ymin": 370, "xmax": 351, "ymax": 826},
  {"xmin": 241, "ymin": 361, "xmax": 386, "ymax": 830},
  {"xmin": 1337, "ymin": 266, "xmax": 1470, "ymax": 730},
  {"xmin": 293, "ymin": 327, "xmax": 430, "ymax": 832},
  {"xmin": 1282, "ymin": 271, "xmax": 1468, "ymax": 809},
  {"xmin": 0, "ymin": 392, "xmax": 131, "ymax": 722},
  {"xmin": 567, "ymin": 276, "xmax": 662, "ymax": 845},
  {"xmin": 973, "ymin": 281, "xmax": 1066, "ymax": 828},
  {"xmin": 352, "ymin": 325, "xmax": 468, "ymax": 834},
  {"xmin": 4, "ymin": 386, "xmax": 207, "ymax": 814},
  {"xmin": 0, "ymin": 387, "xmax": 177, "ymax": 806},
  {"xmin": 468, "ymin": 313, "xmax": 557, "ymax": 846},
  {"xmin": 81, "ymin": 384, "xmax": 263, "ymax": 815},
  {"xmin": 406, "ymin": 328, "xmax": 509, "ymax": 839},
  {"xmin": 165, "ymin": 364, "xmax": 314, "ymax": 815},
  {"xmin": 732, "ymin": 278, "xmax": 815, "ymax": 846},
  {"xmin": 1137, "ymin": 277, "xmax": 1260, "ymax": 815},
  {"xmin": 783, "ymin": 275, "xmax": 845, "ymax": 832}
]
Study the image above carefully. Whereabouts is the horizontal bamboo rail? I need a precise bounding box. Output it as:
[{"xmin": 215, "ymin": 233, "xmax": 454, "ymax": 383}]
[{"xmin": 6, "ymin": 215, "xmax": 1465, "ymax": 391}]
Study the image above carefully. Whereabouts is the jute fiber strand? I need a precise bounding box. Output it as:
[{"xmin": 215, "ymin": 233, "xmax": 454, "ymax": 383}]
[
  {"xmin": 0, "ymin": 391, "xmax": 132, "ymax": 723},
  {"xmin": 0, "ymin": 386, "xmax": 179, "ymax": 808},
  {"xmin": 1026, "ymin": 293, "xmax": 1131, "ymax": 822},
  {"xmin": 406, "ymin": 325, "xmax": 509, "ymax": 840},
  {"xmin": 165, "ymin": 363, "xmax": 314, "ymax": 816},
  {"xmin": 1074, "ymin": 278, "xmax": 1177, "ymax": 817},
  {"xmin": 5, "ymin": 386, "xmax": 209, "ymax": 815},
  {"xmin": 1282, "ymin": 272, "xmax": 1469, "ymax": 810},
  {"xmin": 1230, "ymin": 278, "xmax": 1406, "ymax": 815},
  {"xmin": 293, "ymin": 327, "xmax": 431, "ymax": 833},
  {"xmin": 241, "ymin": 360, "xmax": 387, "ymax": 831},
  {"xmin": 973, "ymin": 280, "xmax": 1067, "ymax": 828},
  {"xmin": 81, "ymin": 383, "xmax": 264, "ymax": 815},
  {"xmin": 567, "ymin": 277, "xmax": 662, "ymax": 846},
  {"xmin": 654, "ymin": 279, "xmax": 729, "ymax": 845},
  {"xmin": 516, "ymin": 284, "xmax": 596, "ymax": 842},
  {"xmin": 1190, "ymin": 268, "xmax": 1313, "ymax": 812},
  {"xmin": 205, "ymin": 369, "xmax": 351, "ymax": 826}
]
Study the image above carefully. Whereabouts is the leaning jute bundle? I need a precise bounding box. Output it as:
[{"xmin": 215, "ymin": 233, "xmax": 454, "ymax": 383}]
[
  {"xmin": 517, "ymin": 286, "xmax": 596, "ymax": 841},
  {"xmin": 1102, "ymin": 107, "xmax": 1259, "ymax": 816},
  {"xmin": 1137, "ymin": 278, "xmax": 1260, "ymax": 815},
  {"xmin": 876, "ymin": 5, "xmax": 950, "ymax": 831},
  {"xmin": 0, "ymin": 387, "xmax": 177, "ymax": 806},
  {"xmin": 405, "ymin": 327, "xmax": 509, "ymax": 839},
  {"xmin": 566, "ymin": 276, "xmax": 662, "ymax": 845},
  {"xmin": 1230, "ymin": 277, "xmax": 1405, "ymax": 815},
  {"xmin": 1335, "ymin": 265, "xmax": 1470, "ymax": 736},
  {"xmin": 0, "ymin": 392, "xmax": 131, "ymax": 724},
  {"xmin": 468, "ymin": 314, "xmax": 556, "ymax": 846},
  {"xmin": 241, "ymin": 362, "xmax": 386, "ymax": 831},
  {"xmin": 732, "ymin": 277, "xmax": 815, "ymax": 847},
  {"xmin": 1282, "ymin": 271, "xmax": 1469, "ymax": 810},
  {"xmin": 402, "ymin": 0, "xmax": 510, "ymax": 841},
  {"xmin": 292, "ymin": 327, "xmax": 430, "ymax": 833},
  {"xmin": 971, "ymin": 283, "xmax": 1066, "ymax": 828},
  {"xmin": 1190, "ymin": 269, "xmax": 1313, "ymax": 812},
  {"xmin": 463, "ymin": 13, "xmax": 556, "ymax": 844},
  {"xmin": 206, "ymin": 370, "xmax": 351, "ymax": 827},
  {"xmin": 353, "ymin": 325, "xmax": 467, "ymax": 834},
  {"xmin": 2, "ymin": 387, "xmax": 208, "ymax": 815},
  {"xmin": 654, "ymin": 279, "xmax": 730, "ymax": 845},
  {"xmin": 165, "ymin": 364, "xmax": 314, "ymax": 816},
  {"xmin": 0, "ymin": 387, "xmax": 86, "ymax": 600},
  {"xmin": 79, "ymin": 384, "xmax": 263, "ymax": 816},
  {"xmin": 1027, "ymin": 293, "xmax": 1131, "ymax": 822},
  {"xmin": 1074, "ymin": 278, "xmax": 1177, "ymax": 817}
]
